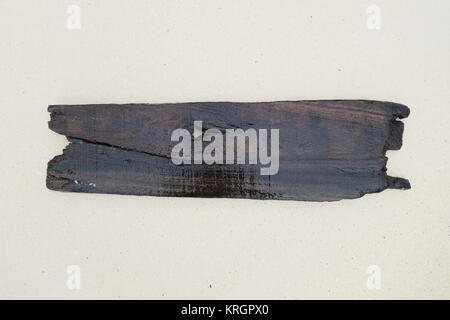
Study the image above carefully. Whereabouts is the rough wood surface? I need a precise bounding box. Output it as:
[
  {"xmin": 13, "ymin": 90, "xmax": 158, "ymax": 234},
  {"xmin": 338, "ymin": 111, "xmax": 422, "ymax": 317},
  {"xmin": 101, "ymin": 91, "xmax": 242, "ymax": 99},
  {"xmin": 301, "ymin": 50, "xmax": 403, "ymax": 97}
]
[{"xmin": 47, "ymin": 100, "xmax": 410, "ymax": 201}]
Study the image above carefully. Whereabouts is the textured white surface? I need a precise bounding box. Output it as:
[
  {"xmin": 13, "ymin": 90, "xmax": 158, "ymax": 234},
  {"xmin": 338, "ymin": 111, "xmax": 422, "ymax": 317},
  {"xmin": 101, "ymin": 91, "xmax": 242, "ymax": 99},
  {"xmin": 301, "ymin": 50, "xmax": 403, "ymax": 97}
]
[{"xmin": 0, "ymin": 0, "xmax": 449, "ymax": 299}]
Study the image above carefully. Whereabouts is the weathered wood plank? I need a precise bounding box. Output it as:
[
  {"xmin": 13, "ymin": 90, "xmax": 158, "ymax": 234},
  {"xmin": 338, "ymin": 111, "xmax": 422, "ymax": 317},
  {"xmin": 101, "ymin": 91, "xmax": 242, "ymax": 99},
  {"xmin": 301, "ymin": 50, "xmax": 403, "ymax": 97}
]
[{"xmin": 47, "ymin": 100, "xmax": 410, "ymax": 201}]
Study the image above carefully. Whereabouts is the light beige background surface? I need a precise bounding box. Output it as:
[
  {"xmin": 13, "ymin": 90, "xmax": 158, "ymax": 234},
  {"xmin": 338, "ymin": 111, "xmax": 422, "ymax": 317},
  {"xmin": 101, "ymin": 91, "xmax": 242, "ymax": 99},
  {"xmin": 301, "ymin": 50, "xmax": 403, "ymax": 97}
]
[{"xmin": 0, "ymin": 0, "xmax": 449, "ymax": 299}]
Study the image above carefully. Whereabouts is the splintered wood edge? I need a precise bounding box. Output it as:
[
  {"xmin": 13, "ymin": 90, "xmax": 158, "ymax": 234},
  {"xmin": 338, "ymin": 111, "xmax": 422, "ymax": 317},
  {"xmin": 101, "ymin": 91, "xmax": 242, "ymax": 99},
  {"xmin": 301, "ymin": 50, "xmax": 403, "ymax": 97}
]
[{"xmin": 383, "ymin": 102, "xmax": 411, "ymax": 190}]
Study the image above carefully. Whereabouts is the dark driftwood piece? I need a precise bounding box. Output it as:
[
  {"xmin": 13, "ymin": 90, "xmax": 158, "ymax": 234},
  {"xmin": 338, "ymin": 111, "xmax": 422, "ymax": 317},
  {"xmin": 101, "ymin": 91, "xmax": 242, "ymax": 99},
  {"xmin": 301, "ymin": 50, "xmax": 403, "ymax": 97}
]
[{"xmin": 47, "ymin": 100, "xmax": 410, "ymax": 201}]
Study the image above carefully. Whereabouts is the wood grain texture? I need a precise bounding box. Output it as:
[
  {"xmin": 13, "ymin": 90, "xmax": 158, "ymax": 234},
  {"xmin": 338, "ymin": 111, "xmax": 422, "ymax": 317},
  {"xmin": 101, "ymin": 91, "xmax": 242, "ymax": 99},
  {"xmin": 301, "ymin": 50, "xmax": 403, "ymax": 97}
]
[{"xmin": 47, "ymin": 100, "xmax": 410, "ymax": 201}]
